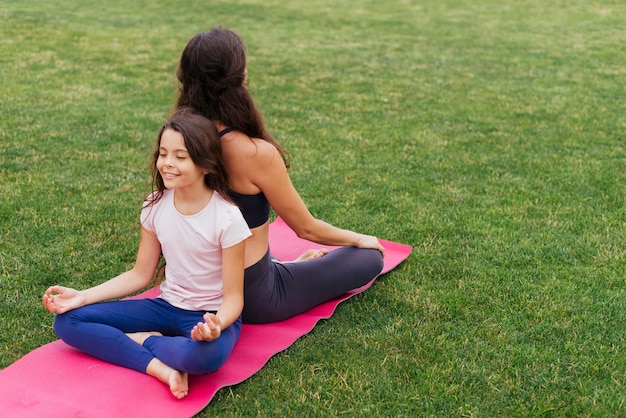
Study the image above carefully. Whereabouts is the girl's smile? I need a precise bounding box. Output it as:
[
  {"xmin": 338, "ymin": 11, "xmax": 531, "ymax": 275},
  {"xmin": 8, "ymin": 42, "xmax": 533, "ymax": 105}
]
[{"xmin": 156, "ymin": 128, "xmax": 207, "ymax": 191}]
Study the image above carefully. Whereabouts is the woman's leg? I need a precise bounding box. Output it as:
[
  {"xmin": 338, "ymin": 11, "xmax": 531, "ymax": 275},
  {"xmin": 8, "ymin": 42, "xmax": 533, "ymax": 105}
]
[{"xmin": 242, "ymin": 246, "xmax": 384, "ymax": 324}]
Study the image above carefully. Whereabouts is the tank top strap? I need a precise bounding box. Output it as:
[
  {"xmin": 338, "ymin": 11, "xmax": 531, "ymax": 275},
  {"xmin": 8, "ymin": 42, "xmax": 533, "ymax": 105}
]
[{"xmin": 218, "ymin": 127, "xmax": 234, "ymax": 137}]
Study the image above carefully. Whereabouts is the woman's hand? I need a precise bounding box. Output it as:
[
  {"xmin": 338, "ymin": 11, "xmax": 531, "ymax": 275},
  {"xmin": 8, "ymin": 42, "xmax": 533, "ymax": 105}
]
[
  {"xmin": 42, "ymin": 285, "xmax": 86, "ymax": 314},
  {"xmin": 356, "ymin": 234, "xmax": 386, "ymax": 257},
  {"xmin": 190, "ymin": 313, "xmax": 222, "ymax": 342}
]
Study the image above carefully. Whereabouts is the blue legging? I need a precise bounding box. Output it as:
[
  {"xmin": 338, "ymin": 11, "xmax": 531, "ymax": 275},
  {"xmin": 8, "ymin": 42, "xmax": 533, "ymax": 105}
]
[
  {"xmin": 53, "ymin": 297, "xmax": 241, "ymax": 375},
  {"xmin": 242, "ymin": 246, "xmax": 384, "ymax": 324}
]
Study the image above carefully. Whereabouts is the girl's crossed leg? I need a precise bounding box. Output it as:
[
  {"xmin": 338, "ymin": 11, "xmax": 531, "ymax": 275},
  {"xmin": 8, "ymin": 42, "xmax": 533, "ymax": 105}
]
[{"xmin": 53, "ymin": 297, "xmax": 241, "ymax": 398}]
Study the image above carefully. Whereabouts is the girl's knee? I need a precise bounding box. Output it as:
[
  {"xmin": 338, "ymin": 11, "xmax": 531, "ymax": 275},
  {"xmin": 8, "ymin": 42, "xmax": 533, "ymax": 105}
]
[
  {"xmin": 53, "ymin": 312, "xmax": 72, "ymax": 338},
  {"xmin": 182, "ymin": 324, "xmax": 240, "ymax": 374},
  {"xmin": 181, "ymin": 343, "xmax": 231, "ymax": 374}
]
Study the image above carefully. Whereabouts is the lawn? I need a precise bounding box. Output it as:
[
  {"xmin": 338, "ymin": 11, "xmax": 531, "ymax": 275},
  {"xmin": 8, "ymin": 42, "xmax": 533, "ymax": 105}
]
[{"xmin": 1, "ymin": 0, "xmax": 625, "ymax": 416}]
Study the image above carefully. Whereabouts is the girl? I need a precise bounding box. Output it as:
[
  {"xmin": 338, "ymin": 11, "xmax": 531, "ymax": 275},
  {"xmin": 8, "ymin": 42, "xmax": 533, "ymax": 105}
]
[
  {"xmin": 174, "ymin": 28, "xmax": 385, "ymax": 324},
  {"xmin": 42, "ymin": 109, "xmax": 251, "ymax": 399}
]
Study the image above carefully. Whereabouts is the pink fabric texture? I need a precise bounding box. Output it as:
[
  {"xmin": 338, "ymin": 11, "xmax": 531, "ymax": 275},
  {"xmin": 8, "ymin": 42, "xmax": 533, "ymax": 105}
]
[{"xmin": 0, "ymin": 217, "xmax": 412, "ymax": 417}]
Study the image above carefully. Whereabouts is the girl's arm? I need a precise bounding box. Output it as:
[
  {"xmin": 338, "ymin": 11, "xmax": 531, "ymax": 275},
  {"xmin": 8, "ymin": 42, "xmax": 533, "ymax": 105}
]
[
  {"xmin": 191, "ymin": 240, "xmax": 246, "ymax": 341},
  {"xmin": 252, "ymin": 141, "xmax": 385, "ymax": 255},
  {"xmin": 43, "ymin": 227, "xmax": 162, "ymax": 314}
]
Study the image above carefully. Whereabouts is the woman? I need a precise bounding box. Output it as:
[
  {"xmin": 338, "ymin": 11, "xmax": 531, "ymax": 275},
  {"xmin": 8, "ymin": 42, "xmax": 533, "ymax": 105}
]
[{"xmin": 174, "ymin": 28, "xmax": 385, "ymax": 324}]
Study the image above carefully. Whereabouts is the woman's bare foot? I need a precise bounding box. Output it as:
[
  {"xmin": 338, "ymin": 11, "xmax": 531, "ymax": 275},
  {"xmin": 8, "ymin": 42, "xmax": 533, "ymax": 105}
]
[
  {"xmin": 146, "ymin": 358, "xmax": 189, "ymax": 399},
  {"xmin": 293, "ymin": 248, "xmax": 329, "ymax": 262},
  {"xmin": 272, "ymin": 249, "xmax": 329, "ymax": 264},
  {"xmin": 126, "ymin": 331, "xmax": 163, "ymax": 345}
]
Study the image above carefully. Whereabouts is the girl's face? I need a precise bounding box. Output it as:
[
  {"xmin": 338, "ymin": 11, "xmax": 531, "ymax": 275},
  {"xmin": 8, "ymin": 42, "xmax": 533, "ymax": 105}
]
[{"xmin": 156, "ymin": 128, "xmax": 207, "ymax": 191}]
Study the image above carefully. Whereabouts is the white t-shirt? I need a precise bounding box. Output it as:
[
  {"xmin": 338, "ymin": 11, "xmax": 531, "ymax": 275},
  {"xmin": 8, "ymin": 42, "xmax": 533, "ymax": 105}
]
[{"xmin": 140, "ymin": 189, "xmax": 251, "ymax": 311}]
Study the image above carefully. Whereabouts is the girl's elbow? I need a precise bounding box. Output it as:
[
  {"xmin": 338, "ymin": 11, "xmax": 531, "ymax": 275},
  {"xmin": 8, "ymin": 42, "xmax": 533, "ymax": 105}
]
[{"xmin": 131, "ymin": 268, "xmax": 156, "ymax": 289}]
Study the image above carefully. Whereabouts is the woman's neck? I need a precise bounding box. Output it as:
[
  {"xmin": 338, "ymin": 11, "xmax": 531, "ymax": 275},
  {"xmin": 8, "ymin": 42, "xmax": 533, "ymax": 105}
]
[{"xmin": 212, "ymin": 120, "xmax": 227, "ymax": 132}]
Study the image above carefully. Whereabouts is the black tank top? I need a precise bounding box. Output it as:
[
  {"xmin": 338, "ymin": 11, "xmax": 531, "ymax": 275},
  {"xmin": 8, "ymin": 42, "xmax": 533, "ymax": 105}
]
[{"xmin": 219, "ymin": 127, "xmax": 271, "ymax": 228}]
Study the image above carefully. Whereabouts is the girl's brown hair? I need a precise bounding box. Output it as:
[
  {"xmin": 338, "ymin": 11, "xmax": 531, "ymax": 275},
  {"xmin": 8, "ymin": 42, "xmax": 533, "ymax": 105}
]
[{"xmin": 148, "ymin": 108, "xmax": 232, "ymax": 207}]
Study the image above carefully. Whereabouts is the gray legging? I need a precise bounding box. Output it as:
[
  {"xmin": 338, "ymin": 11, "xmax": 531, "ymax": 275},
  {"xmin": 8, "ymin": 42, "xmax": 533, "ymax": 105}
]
[{"xmin": 242, "ymin": 246, "xmax": 384, "ymax": 324}]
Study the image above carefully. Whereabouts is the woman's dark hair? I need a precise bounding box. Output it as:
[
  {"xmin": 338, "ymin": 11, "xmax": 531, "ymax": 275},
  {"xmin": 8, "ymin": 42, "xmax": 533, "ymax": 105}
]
[
  {"xmin": 175, "ymin": 27, "xmax": 289, "ymax": 167},
  {"xmin": 147, "ymin": 108, "xmax": 232, "ymax": 207}
]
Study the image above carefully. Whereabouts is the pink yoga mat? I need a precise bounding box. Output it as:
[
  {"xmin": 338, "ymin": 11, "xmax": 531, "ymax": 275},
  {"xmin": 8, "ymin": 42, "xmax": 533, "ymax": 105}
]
[{"xmin": 0, "ymin": 217, "xmax": 412, "ymax": 417}]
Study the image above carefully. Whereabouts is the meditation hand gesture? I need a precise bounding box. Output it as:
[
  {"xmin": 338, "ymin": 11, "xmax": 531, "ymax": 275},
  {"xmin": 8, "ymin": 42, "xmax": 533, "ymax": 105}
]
[
  {"xmin": 190, "ymin": 313, "xmax": 222, "ymax": 342},
  {"xmin": 42, "ymin": 286, "xmax": 86, "ymax": 314}
]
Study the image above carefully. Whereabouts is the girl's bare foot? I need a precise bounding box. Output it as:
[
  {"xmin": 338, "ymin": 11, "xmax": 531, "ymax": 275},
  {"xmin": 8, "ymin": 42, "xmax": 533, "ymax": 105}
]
[
  {"xmin": 126, "ymin": 331, "xmax": 163, "ymax": 345},
  {"xmin": 146, "ymin": 358, "xmax": 189, "ymax": 399}
]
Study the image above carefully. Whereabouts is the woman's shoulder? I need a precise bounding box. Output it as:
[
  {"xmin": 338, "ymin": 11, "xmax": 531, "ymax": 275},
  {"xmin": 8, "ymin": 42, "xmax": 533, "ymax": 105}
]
[{"xmin": 222, "ymin": 132, "xmax": 283, "ymax": 168}]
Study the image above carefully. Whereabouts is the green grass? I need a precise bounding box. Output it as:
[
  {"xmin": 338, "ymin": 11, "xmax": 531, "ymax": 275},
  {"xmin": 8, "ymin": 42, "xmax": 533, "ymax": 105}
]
[{"xmin": 1, "ymin": 0, "xmax": 625, "ymax": 416}]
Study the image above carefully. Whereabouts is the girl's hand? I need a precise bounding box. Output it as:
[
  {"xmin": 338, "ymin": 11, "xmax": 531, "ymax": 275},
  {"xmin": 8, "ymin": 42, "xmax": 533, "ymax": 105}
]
[
  {"xmin": 190, "ymin": 313, "xmax": 222, "ymax": 342},
  {"xmin": 42, "ymin": 285, "xmax": 86, "ymax": 314},
  {"xmin": 356, "ymin": 234, "xmax": 386, "ymax": 257}
]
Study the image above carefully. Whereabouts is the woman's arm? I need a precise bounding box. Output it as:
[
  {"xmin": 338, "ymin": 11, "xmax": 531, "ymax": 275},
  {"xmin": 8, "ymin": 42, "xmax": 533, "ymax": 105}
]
[
  {"xmin": 42, "ymin": 227, "xmax": 162, "ymax": 314},
  {"xmin": 191, "ymin": 240, "xmax": 246, "ymax": 341},
  {"xmin": 252, "ymin": 141, "xmax": 385, "ymax": 254}
]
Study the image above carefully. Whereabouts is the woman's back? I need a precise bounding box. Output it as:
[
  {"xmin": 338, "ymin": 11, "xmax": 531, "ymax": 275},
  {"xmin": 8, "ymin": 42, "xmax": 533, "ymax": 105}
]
[{"xmin": 217, "ymin": 126, "xmax": 275, "ymax": 267}]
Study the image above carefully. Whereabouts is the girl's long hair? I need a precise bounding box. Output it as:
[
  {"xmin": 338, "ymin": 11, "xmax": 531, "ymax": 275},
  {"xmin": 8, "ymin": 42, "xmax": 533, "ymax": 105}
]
[
  {"xmin": 146, "ymin": 108, "xmax": 231, "ymax": 285},
  {"xmin": 175, "ymin": 27, "xmax": 290, "ymax": 167}
]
